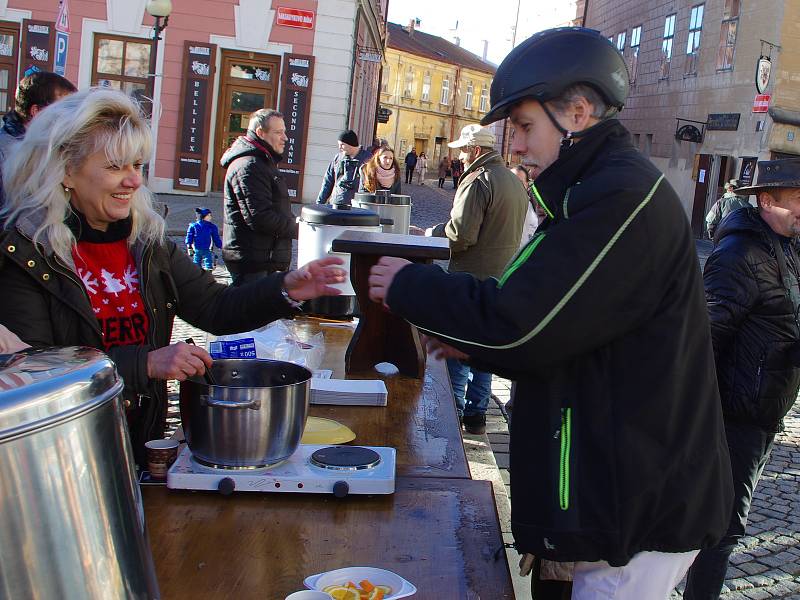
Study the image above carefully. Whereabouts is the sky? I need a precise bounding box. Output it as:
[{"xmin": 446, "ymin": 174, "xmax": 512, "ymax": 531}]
[{"xmin": 386, "ymin": 0, "xmax": 580, "ymax": 66}]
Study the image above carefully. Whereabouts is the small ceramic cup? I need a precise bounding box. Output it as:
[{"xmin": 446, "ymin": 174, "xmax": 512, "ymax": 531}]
[
  {"xmin": 285, "ymin": 591, "xmax": 333, "ymax": 600},
  {"xmin": 144, "ymin": 438, "xmax": 180, "ymax": 480}
]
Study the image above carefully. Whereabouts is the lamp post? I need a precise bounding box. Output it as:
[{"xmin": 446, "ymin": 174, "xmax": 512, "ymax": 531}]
[{"xmin": 146, "ymin": 0, "xmax": 172, "ymax": 40}]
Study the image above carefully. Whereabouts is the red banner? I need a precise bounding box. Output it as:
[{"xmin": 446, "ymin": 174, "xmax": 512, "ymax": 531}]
[
  {"xmin": 276, "ymin": 7, "xmax": 315, "ymax": 29},
  {"xmin": 753, "ymin": 94, "xmax": 770, "ymax": 113}
]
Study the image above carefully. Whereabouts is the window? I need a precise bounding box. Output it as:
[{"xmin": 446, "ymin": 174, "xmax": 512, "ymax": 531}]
[
  {"xmin": 403, "ymin": 66, "xmax": 414, "ymax": 97},
  {"xmin": 381, "ymin": 65, "xmax": 390, "ymax": 93},
  {"xmin": 464, "ymin": 81, "xmax": 474, "ymax": 110},
  {"xmin": 92, "ymin": 34, "xmax": 154, "ymax": 115},
  {"xmin": 717, "ymin": 0, "xmax": 739, "ymax": 70},
  {"xmin": 660, "ymin": 14, "xmax": 676, "ymax": 79},
  {"xmin": 686, "ymin": 4, "xmax": 704, "ymax": 74},
  {"xmin": 421, "ymin": 72, "xmax": 431, "ymax": 101},
  {"xmin": 441, "ymin": 77, "xmax": 450, "ymax": 105},
  {"xmin": 0, "ymin": 23, "xmax": 19, "ymax": 114},
  {"xmin": 479, "ymin": 84, "xmax": 489, "ymax": 112},
  {"xmin": 629, "ymin": 25, "xmax": 642, "ymax": 83},
  {"xmin": 616, "ymin": 31, "xmax": 626, "ymax": 51}
]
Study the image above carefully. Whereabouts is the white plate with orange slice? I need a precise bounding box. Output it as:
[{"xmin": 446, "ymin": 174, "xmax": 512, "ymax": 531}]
[{"xmin": 304, "ymin": 566, "xmax": 416, "ymax": 599}]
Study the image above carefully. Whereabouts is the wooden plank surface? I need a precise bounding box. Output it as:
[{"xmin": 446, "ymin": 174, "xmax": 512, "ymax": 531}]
[
  {"xmin": 330, "ymin": 230, "xmax": 451, "ymax": 259},
  {"xmin": 296, "ymin": 319, "xmax": 470, "ymax": 479},
  {"xmin": 144, "ymin": 477, "xmax": 514, "ymax": 600}
]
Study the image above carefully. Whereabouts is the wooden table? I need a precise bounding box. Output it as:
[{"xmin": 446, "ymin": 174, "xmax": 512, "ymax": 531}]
[
  {"xmin": 144, "ymin": 477, "xmax": 514, "ymax": 599},
  {"xmin": 297, "ymin": 320, "xmax": 470, "ymax": 479}
]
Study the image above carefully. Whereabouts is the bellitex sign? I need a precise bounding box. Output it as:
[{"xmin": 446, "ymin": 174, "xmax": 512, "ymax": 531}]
[{"xmin": 174, "ymin": 41, "xmax": 216, "ymax": 191}]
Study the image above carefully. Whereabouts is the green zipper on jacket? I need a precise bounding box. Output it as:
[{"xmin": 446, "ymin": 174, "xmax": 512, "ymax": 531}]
[
  {"xmin": 559, "ymin": 407, "xmax": 572, "ymax": 511},
  {"xmin": 498, "ymin": 232, "xmax": 545, "ymax": 288},
  {"xmin": 529, "ymin": 182, "xmax": 554, "ymax": 219}
]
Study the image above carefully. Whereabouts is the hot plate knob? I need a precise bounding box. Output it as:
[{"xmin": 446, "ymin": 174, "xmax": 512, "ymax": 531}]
[
  {"xmin": 332, "ymin": 480, "xmax": 349, "ymax": 498},
  {"xmin": 218, "ymin": 477, "xmax": 235, "ymax": 496}
]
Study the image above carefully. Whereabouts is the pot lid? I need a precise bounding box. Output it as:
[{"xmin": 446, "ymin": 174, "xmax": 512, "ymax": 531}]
[
  {"xmin": 300, "ymin": 204, "xmax": 380, "ymax": 226},
  {"xmin": 389, "ymin": 194, "xmax": 411, "ymax": 206},
  {"xmin": 0, "ymin": 347, "xmax": 122, "ymax": 441}
]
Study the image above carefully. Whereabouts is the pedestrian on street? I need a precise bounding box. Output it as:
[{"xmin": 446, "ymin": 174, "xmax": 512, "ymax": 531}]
[
  {"xmin": 683, "ymin": 160, "xmax": 800, "ymax": 599},
  {"xmin": 366, "ymin": 27, "xmax": 733, "ymax": 600},
  {"xmin": 415, "ymin": 152, "xmax": 428, "ymax": 185},
  {"xmin": 420, "ymin": 123, "xmax": 528, "ymax": 434},
  {"xmin": 437, "ymin": 156, "xmax": 450, "ymax": 188},
  {"xmin": 316, "ymin": 129, "xmax": 372, "ymax": 206},
  {"xmin": 185, "ymin": 207, "xmax": 222, "ymax": 271},
  {"xmin": 705, "ymin": 179, "xmax": 751, "ymax": 240},
  {"xmin": 221, "ymin": 109, "xmax": 298, "ymax": 286},
  {"xmin": 0, "ymin": 89, "xmax": 346, "ymax": 467},
  {"xmin": 359, "ymin": 144, "xmax": 401, "ymax": 195},
  {"xmin": 510, "ymin": 165, "xmax": 540, "ymax": 249},
  {"xmin": 404, "ymin": 148, "xmax": 418, "ymax": 185},
  {"xmin": 450, "ymin": 157, "xmax": 463, "ymax": 188}
]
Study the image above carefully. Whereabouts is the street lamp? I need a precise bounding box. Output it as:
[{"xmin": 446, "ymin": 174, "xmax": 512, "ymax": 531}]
[{"xmin": 146, "ymin": 0, "xmax": 172, "ymax": 40}]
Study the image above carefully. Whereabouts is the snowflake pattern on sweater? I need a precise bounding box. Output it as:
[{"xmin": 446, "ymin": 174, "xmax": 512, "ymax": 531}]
[{"xmin": 72, "ymin": 239, "xmax": 149, "ymax": 350}]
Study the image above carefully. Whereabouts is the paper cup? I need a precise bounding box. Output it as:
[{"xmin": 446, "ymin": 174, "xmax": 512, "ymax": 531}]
[
  {"xmin": 285, "ymin": 591, "xmax": 333, "ymax": 600},
  {"xmin": 145, "ymin": 439, "xmax": 179, "ymax": 480}
]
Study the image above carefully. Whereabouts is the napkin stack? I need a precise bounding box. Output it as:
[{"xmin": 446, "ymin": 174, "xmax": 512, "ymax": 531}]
[{"xmin": 310, "ymin": 379, "xmax": 388, "ymax": 406}]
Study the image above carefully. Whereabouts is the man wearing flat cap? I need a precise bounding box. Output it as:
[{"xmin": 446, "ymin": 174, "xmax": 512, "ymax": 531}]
[
  {"xmin": 423, "ymin": 123, "xmax": 527, "ymax": 434},
  {"xmin": 316, "ymin": 129, "xmax": 372, "ymax": 205},
  {"xmin": 684, "ymin": 159, "xmax": 800, "ymax": 598},
  {"xmin": 705, "ymin": 178, "xmax": 752, "ymax": 240}
]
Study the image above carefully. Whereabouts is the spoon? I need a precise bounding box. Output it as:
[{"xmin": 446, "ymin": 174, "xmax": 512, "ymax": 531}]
[{"xmin": 184, "ymin": 338, "xmax": 217, "ymax": 386}]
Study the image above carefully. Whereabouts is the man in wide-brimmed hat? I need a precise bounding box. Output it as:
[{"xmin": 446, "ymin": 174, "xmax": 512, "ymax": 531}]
[{"xmin": 685, "ymin": 158, "xmax": 800, "ymax": 598}]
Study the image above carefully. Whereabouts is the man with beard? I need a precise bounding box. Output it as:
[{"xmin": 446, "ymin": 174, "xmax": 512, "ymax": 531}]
[{"xmin": 221, "ymin": 109, "xmax": 298, "ymax": 286}]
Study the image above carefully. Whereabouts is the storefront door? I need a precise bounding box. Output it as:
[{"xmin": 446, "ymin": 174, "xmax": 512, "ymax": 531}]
[
  {"xmin": 212, "ymin": 50, "xmax": 281, "ymax": 191},
  {"xmin": 0, "ymin": 22, "xmax": 20, "ymax": 113}
]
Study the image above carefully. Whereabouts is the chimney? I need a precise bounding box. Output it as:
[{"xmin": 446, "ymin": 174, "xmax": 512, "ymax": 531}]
[
  {"xmin": 482, "ymin": 40, "xmax": 489, "ymax": 60},
  {"xmin": 406, "ymin": 18, "xmax": 419, "ymax": 36},
  {"xmin": 454, "ymin": 36, "xmax": 461, "ymax": 46}
]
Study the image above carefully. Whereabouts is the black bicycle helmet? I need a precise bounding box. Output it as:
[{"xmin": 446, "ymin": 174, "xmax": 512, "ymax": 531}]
[{"xmin": 480, "ymin": 27, "xmax": 630, "ymax": 126}]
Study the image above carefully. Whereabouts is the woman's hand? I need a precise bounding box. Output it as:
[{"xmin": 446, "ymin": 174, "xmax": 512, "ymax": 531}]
[
  {"xmin": 368, "ymin": 256, "xmax": 411, "ymax": 307},
  {"xmin": 0, "ymin": 324, "xmax": 29, "ymax": 353},
  {"xmin": 147, "ymin": 342, "xmax": 213, "ymax": 381},
  {"xmin": 407, "ymin": 225, "xmax": 426, "ymax": 236},
  {"xmin": 284, "ymin": 256, "xmax": 346, "ymax": 301}
]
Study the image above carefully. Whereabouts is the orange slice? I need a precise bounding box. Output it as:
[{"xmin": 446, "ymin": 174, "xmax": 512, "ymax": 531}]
[
  {"xmin": 325, "ymin": 587, "xmax": 360, "ymax": 600},
  {"xmin": 359, "ymin": 579, "xmax": 375, "ymax": 592}
]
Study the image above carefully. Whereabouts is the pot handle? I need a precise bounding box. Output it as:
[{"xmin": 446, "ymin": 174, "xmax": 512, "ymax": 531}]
[{"xmin": 201, "ymin": 395, "xmax": 261, "ymax": 410}]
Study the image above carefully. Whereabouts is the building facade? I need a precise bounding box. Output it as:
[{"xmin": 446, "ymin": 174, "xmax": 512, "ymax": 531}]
[
  {"xmin": 0, "ymin": 0, "xmax": 387, "ymax": 202},
  {"xmin": 376, "ymin": 21, "xmax": 495, "ymax": 166},
  {"xmin": 585, "ymin": 0, "xmax": 800, "ymax": 236}
]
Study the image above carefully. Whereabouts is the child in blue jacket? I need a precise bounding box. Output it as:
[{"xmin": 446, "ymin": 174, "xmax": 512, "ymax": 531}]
[{"xmin": 185, "ymin": 207, "xmax": 222, "ymax": 270}]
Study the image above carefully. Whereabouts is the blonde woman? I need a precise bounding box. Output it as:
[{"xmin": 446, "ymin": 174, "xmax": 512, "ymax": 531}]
[
  {"xmin": 415, "ymin": 152, "xmax": 428, "ymax": 185},
  {"xmin": 358, "ymin": 144, "xmax": 402, "ymax": 194},
  {"xmin": 0, "ymin": 88, "xmax": 344, "ymax": 466}
]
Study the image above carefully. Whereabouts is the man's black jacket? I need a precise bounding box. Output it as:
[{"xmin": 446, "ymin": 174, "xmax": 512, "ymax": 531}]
[
  {"xmin": 704, "ymin": 207, "xmax": 800, "ymax": 432},
  {"xmin": 221, "ymin": 135, "xmax": 298, "ymax": 273},
  {"xmin": 386, "ymin": 120, "xmax": 733, "ymax": 565}
]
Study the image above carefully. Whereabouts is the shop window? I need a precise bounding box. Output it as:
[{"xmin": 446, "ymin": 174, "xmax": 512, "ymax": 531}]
[
  {"xmin": 660, "ymin": 14, "xmax": 676, "ymax": 79},
  {"xmin": 441, "ymin": 77, "xmax": 450, "ymax": 105},
  {"xmin": 686, "ymin": 4, "xmax": 704, "ymax": 75},
  {"xmin": 381, "ymin": 65, "xmax": 390, "ymax": 93},
  {"xmin": 479, "ymin": 84, "xmax": 488, "ymax": 112},
  {"xmin": 0, "ymin": 23, "xmax": 19, "ymax": 113},
  {"xmin": 716, "ymin": 0, "xmax": 739, "ymax": 71},
  {"xmin": 629, "ymin": 25, "xmax": 642, "ymax": 83},
  {"xmin": 421, "ymin": 72, "xmax": 431, "ymax": 102},
  {"xmin": 92, "ymin": 34, "xmax": 154, "ymax": 115},
  {"xmin": 230, "ymin": 63, "xmax": 272, "ymax": 82},
  {"xmin": 464, "ymin": 82, "xmax": 473, "ymax": 110}
]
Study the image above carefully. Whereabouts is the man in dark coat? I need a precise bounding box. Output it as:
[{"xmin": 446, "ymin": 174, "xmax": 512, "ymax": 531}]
[
  {"xmin": 221, "ymin": 109, "xmax": 298, "ymax": 286},
  {"xmin": 367, "ymin": 27, "xmax": 733, "ymax": 598},
  {"xmin": 315, "ymin": 129, "xmax": 372, "ymax": 205},
  {"xmin": 683, "ymin": 160, "xmax": 800, "ymax": 599},
  {"xmin": 404, "ymin": 148, "xmax": 417, "ymax": 185}
]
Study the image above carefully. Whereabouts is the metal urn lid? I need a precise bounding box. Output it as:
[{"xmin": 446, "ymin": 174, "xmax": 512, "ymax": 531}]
[
  {"xmin": 389, "ymin": 194, "xmax": 411, "ymax": 206},
  {"xmin": 0, "ymin": 347, "xmax": 122, "ymax": 441},
  {"xmin": 300, "ymin": 204, "xmax": 381, "ymax": 227}
]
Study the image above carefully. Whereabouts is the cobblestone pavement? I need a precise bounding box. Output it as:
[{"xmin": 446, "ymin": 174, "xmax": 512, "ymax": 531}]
[{"xmin": 160, "ymin": 185, "xmax": 800, "ymax": 598}]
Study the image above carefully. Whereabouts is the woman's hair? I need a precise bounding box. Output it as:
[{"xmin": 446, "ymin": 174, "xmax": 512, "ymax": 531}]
[
  {"xmin": 2, "ymin": 87, "xmax": 163, "ymax": 265},
  {"xmin": 361, "ymin": 144, "xmax": 400, "ymax": 192}
]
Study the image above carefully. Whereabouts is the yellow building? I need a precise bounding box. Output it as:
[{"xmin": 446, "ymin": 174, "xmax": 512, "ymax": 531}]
[{"xmin": 377, "ymin": 21, "xmax": 496, "ymax": 166}]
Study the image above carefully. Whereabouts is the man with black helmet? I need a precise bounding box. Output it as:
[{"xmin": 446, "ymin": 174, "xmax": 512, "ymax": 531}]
[{"xmin": 367, "ymin": 27, "xmax": 733, "ymax": 598}]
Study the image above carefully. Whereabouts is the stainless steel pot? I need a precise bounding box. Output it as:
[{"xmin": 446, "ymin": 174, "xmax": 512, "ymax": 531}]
[
  {"xmin": 0, "ymin": 347, "xmax": 159, "ymax": 599},
  {"xmin": 179, "ymin": 359, "xmax": 312, "ymax": 469}
]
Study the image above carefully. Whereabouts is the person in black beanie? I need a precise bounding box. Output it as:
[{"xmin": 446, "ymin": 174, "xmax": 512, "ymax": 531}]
[{"xmin": 316, "ymin": 129, "xmax": 372, "ymax": 205}]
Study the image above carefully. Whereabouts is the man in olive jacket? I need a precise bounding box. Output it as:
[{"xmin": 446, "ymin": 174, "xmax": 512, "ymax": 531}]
[
  {"xmin": 222, "ymin": 109, "xmax": 298, "ymax": 286},
  {"xmin": 684, "ymin": 161, "xmax": 800, "ymax": 599},
  {"xmin": 425, "ymin": 123, "xmax": 527, "ymax": 433}
]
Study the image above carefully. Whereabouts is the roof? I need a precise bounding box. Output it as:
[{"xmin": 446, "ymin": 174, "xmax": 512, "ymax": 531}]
[{"xmin": 386, "ymin": 22, "xmax": 496, "ymax": 75}]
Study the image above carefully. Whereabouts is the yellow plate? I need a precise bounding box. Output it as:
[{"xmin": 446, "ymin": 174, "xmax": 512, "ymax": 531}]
[{"xmin": 301, "ymin": 417, "xmax": 356, "ymax": 445}]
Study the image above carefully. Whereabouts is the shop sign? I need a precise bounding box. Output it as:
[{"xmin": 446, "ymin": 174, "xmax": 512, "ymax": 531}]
[
  {"xmin": 173, "ymin": 41, "xmax": 216, "ymax": 192},
  {"xmin": 706, "ymin": 113, "xmax": 740, "ymax": 131},
  {"xmin": 739, "ymin": 157, "xmax": 757, "ymax": 187},
  {"xmin": 276, "ymin": 7, "xmax": 315, "ymax": 30},
  {"xmin": 279, "ymin": 54, "xmax": 315, "ymax": 201},
  {"xmin": 675, "ymin": 124, "xmax": 702, "ymax": 143},
  {"xmin": 359, "ymin": 50, "xmax": 382, "ymax": 63},
  {"xmin": 756, "ymin": 55, "xmax": 771, "ymax": 94},
  {"xmin": 377, "ymin": 107, "xmax": 392, "ymax": 124},
  {"xmin": 752, "ymin": 94, "xmax": 770, "ymax": 113},
  {"xmin": 20, "ymin": 19, "xmax": 55, "ymax": 77}
]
